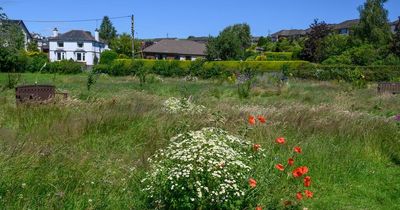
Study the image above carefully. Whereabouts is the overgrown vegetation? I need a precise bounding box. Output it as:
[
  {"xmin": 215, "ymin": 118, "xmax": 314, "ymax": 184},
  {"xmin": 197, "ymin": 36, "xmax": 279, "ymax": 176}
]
[{"xmin": 0, "ymin": 73, "xmax": 399, "ymax": 209}]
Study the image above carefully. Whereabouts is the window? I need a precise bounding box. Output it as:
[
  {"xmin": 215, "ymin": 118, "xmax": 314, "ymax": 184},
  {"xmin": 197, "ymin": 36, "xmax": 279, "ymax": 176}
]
[
  {"xmin": 77, "ymin": 42, "xmax": 83, "ymax": 48},
  {"xmin": 56, "ymin": 52, "xmax": 65, "ymax": 61},
  {"xmin": 185, "ymin": 56, "xmax": 192, "ymax": 61},
  {"xmin": 76, "ymin": 52, "xmax": 85, "ymax": 61},
  {"xmin": 57, "ymin": 42, "xmax": 64, "ymax": 47}
]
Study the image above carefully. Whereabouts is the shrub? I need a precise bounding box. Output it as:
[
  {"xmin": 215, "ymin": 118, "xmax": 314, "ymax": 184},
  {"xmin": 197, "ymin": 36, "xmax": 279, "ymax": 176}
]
[
  {"xmin": 26, "ymin": 52, "xmax": 48, "ymax": 72},
  {"xmin": 162, "ymin": 97, "xmax": 205, "ymax": 114},
  {"xmin": 256, "ymin": 52, "xmax": 293, "ymax": 61},
  {"xmin": 46, "ymin": 60, "xmax": 83, "ymax": 74},
  {"xmin": 142, "ymin": 127, "xmax": 262, "ymax": 209},
  {"xmin": 99, "ymin": 50, "xmax": 118, "ymax": 65}
]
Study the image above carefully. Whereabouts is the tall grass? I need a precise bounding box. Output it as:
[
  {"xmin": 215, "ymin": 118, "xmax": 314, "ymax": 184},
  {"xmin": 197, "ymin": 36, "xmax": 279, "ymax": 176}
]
[{"xmin": 0, "ymin": 73, "xmax": 399, "ymax": 209}]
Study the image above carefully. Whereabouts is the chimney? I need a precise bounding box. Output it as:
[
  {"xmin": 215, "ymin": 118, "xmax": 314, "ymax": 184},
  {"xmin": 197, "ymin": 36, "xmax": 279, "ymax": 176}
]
[
  {"xmin": 95, "ymin": 29, "xmax": 99, "ymax": 41},
  {"xmin": 52, "ymin": 28, "xmax": 58, "ymax": 37}
]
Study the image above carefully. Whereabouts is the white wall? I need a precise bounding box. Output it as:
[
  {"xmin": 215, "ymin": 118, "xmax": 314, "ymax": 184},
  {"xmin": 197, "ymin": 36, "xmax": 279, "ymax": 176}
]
[{"xmin": 49, "ymin": 41, "xmax": 108, "ymax": 65}]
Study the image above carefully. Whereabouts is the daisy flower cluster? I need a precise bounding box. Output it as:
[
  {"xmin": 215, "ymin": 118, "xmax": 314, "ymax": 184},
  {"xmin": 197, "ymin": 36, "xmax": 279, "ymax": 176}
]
[
  {"xmin": 162, "ymin": 97, "xmax": 205, "ymax": 114},
  {"xmin": 142, "ymin": 127, "xmax": 263, "ymax": 209}
]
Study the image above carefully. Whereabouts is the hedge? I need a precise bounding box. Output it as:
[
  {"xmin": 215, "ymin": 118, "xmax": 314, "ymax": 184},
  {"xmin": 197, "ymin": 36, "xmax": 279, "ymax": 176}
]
[
  {"xmin": 287, "ymin": 64, "xmax": 400, "ymax": 82},
  {"xmin": 256, "ymin": 52, "xmax": 293, "ymax": 61},
  {"xmin": 93, "ymin": 59, "xmax": 310, "ymax": 78}
]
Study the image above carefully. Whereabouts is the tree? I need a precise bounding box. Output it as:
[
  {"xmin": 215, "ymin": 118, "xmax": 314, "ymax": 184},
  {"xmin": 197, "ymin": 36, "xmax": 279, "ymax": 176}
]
[
  {"xmin": 390, "ymin": 17, "xmax": 400, "ymax": 56},
  {"xmin": 300, "ymin": 19, "xmax": 332, "ymax": 62},
  {"xmin": 99, "ymin": 16, "xmax": 117, "ymax": 43},
  {"xmin": 320, "ymin": 34, "xmax": 350, "ymax": 62},
  {"xmin": 109, "ymin": 33, "xmax": 142, "ymax": 58},
  {"xmin": 257, "ymin": 36, "xmax": 268, "ymax": 47},
  {"xmin": 353, "ymin": 0, "xmax": 392, "ymax": 46},
  {"xmin": 27, "ymin": 39, "xmax": 39, "ymax": 52},
  {"xmin": 205, "ymin": 23, "xmax": 252, "ymax": 60}
]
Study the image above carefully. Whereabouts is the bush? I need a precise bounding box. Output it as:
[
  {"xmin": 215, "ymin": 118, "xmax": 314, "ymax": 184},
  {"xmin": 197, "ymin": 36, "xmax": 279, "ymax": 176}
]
[
  {"xmin": 99, "ymin": 50, "xmax": 118, "ymax": 65},
  {"xmin": 45, "ymin": 60, "xmax": 83, "ymax": 74},
  {"xmin": 289, "ymin": 64, "xmax": 400, "ymax": 82},
  {"xmin": 142, "ymin": 127, "xmax": 262, "ymax": 209},
  {"xmin": 92, "ymin": 59, "xmax": 310, "ymax": 78},
  {"xmin": 256, "ymin": 52, "xmax": 293, "ymax": 61},
  {"xmin": 26, "ymin": 52, "xmax": 49, "ymax": 72}
]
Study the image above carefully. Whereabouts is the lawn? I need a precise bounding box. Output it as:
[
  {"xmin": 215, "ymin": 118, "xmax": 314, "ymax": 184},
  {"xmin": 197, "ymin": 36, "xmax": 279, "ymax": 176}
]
[{"xmin": 0, "ymin": 73, "xmax": 399, "ymax": 209}]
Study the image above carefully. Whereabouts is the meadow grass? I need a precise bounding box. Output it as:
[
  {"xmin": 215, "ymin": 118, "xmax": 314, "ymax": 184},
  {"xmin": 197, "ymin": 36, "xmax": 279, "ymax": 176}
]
[{"xmin": 0, "ymin": 73, "xmax": 399, "ymax": 209}]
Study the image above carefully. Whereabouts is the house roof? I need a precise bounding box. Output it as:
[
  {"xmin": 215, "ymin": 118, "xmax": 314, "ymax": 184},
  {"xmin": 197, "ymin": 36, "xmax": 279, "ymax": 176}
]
[
  {"xmin": 271, "ymin": 29, "xmax": 306, "ymax": 37},
  {"xmin": 332, "ymin": 19, "xmax": 359, "ymax": 30},
  {"xmin": 49, "ymin": 30, "xmax": 105, "ymax": 43},
  {"xmin": 1, "ymin": 19, "xmax": 32, "ymax": 39},
  {"xmin": 143, "ymin": 39, "xmax": 206, "ymax": 56}
]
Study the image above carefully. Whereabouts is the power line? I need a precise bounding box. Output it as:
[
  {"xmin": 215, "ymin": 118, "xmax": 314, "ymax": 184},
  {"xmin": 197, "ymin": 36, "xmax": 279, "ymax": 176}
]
[{"xmin": 23, "ymin": 15, "xmax": 131, "ymax": 23}]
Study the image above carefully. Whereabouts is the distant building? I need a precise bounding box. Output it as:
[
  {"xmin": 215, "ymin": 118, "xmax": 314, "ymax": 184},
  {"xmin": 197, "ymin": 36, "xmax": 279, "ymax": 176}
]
[
  {"xmin": 270, "ymin": 29, "xmax": 306, "ymax": 41},
  {"xmin": 48, "ymin": 28, "xmax": 108, "ymax": 65},
  {"xmin": 143, "ymin": 39, "xmax": 206, "ymax": 61},
  {"xmin": 331, "ymin": 19, "xmax": 359, "ymax": 35},
  {"xmin": 0, "ymin": 19, "xmax": 32, "ymax": 49},
  {"xmin": 391, "ymin": 18, "xmax": 399, "ymax": 33}
]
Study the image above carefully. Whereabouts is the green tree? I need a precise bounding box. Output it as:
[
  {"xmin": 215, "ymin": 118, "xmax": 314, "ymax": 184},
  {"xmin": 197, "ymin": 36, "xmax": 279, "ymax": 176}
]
[
  {"xmin": 99, "ymin": 16, "xmax": 117, "ymax": 43},
  {"xmin": 205, "ymin": 23, "xmax": 252, "ymax": 60},
  {"xmin": 300, "ymin": 19, "xmax": 332, "ymax": 62},
  {"xmin": 27, "ymin": 39, "xmax": 39, "ymax": 52},
  {"xmin": 109, "ymin": 33, "xmax": 142, "ymax": 58},
  {"xmin": 257, "ymin": 36, "xmax": 268, "ymax": 47},
  {"xmin": 390, "ymin": 17, "xmax": 400, "ymax": 56},
  {"xmin": 320, "ymin": 34, "xmax": 350, "ymax": 62},
  {"xmin": 353, "ymin": 0, "xmax": 392, "ymax": 46}
]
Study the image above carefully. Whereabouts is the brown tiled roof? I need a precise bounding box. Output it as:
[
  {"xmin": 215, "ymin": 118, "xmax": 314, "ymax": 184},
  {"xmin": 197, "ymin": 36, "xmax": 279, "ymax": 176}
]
[{"xmin": 143, "ymin": 39, "xmax": 206, "ymax": 56}]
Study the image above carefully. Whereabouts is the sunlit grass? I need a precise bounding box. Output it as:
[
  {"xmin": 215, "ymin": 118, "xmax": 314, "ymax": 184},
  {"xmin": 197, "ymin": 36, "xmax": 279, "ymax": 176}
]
[{"xmin": 0, "ymin": 73, "xmax": 399, "ymax": 209}]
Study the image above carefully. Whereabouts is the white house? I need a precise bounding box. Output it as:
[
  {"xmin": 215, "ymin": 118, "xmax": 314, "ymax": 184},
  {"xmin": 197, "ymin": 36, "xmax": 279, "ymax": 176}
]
[{"xmin": 49, "ymin": 28, "xmax": 108, "ymax": 66}]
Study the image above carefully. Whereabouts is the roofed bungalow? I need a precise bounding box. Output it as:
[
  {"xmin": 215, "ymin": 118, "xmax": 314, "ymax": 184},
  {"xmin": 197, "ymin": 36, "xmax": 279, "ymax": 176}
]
[
  {"xmin": 270, "ymin": 29, "xmax": 306, "ymax": 42},
  {"xmin": 332, "ymin": 19, "xmax": 359, "ymax": 35},
  {"xmin": 143, "ymin": 39, "xmax": 206, "ymax": 61},
  {"xmin": 49, "ymin": 28, "xmax": 108, "ymax": 66}
]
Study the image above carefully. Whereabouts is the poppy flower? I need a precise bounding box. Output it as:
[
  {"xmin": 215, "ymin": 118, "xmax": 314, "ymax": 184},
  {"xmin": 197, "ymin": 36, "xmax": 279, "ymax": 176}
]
[
  {"xmin": 288, "ymin": 158, "xmax": 294, "ymax": 166},
  {"xmin": 304, "ymin": 176, "xmax": 311, "ymax": 187},
  {"xmin": 248, "ymin": 115, "xmax": 256, "ymax": 125},
  {"xmin": 253, "ymin": 144, "xmax": 261, "ymax": 151},
  {"xmin": 255, "ymin": 205, "xmax": 262, "ymax": 210},
  {"xmin": 294, "ymin": 147, "xmax": 302, "ymax": 154},
  {"xmin": 305, "ymin": 190, "xmax": 313, "ymax": 198},
  {"xmin": 257, "ymin": 116, "xmax": 266, "ymax": 123},
  {"xmin": 292, "ymin": 166, "xmax": 309, "ymax": 178},
  {"xmin": 275, "ymin": 164, "xmax": 285, "ymax": 171},
  {"xmin": 275, "ymin": 137, "xmax": 285, "ymax": 144},
  {"xmin": 296, "ymin": 192, "xmax": 303, "ymax": 200},
  {"xmin": 249, "ymin": 178, "xmax": 257, "ymax": 188}
]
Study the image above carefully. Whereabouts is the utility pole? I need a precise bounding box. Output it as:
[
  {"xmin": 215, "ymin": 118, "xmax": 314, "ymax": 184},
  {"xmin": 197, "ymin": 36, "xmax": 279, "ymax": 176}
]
[{"xmin": 131, "ymin": 15, "xmax": 135, "ymax": 59}]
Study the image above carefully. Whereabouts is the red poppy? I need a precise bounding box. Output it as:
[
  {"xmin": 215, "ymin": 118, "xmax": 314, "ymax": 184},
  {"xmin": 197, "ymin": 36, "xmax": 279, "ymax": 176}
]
[
  {"xmin": 288, "ymin": 158, "xmax": 294, "ymax": 166},
  {"xmin": 275, "ymin": 137, "xmax": 285, "ymax": 144},
  {"xmin": 294, "ymin": 147, "xmax": 302, "ymax": 154},
  {"xmin": 304, "ymin": 176, "xmax": 311, "ymax": 187},
  {"xmin": 248, "ymin": 115, "xmax": 256, "ymax": 125},
  {"xmin": 255, "ymin": 205, "xmax": 262, "ymax": 210},
  {"xmin": 275, "ymin": 164, "xmax": 285, "ymax": 171},
  {"xmin": 292, "ymin": 166, "xmax": 309, "ymax": 178},
  {"xmin": 257, "ymin": 116, "xmax": 266, "ymax": 123},
  {"xmin": 305, "ymin": 190, "xmax": 313, "ymax": 198},
  {"xmin": 253, "ymin": 144, "xmax": 261, "ymax": 151},
  {"xmin": 296, "ymin": 192, "xmax": 303, "ymax": 200},
  {"xmin": 249, "ymin": 178, "xmax": 257, "ymax": 188}
]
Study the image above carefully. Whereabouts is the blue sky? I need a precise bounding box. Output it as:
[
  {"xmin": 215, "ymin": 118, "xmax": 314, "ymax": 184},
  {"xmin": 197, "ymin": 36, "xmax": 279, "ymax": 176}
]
[{"xmin": 1, "ymin": 0, "xmax": 399, "ymax": 38}]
